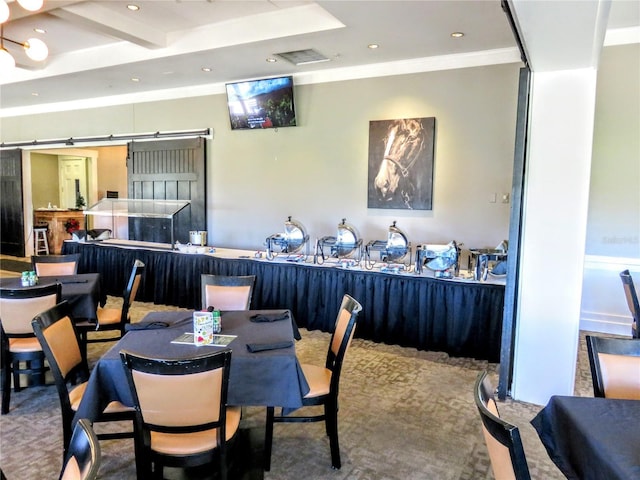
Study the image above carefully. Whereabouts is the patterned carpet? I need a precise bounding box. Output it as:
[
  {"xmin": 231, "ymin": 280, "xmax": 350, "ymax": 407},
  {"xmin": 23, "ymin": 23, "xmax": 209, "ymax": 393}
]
[{"xmin": 0, "ymin": 277, "xmax": 595, "ymax": 479}]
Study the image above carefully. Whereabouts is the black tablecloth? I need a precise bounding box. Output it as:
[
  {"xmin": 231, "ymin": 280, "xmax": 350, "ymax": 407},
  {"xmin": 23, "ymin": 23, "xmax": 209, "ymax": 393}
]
[
  {"xmin": 531, "ymin": 396, "xmax": 640, "ymax": 480},
  {"xmin": 73, "ymin": 310, "xmax": 308, "ymax": 426},
  {"xmin": 0, "ymin": 273, "xmax": 105, "ymax": 321},
  {"xmin": 63, "ymin": 241, "xmax": 504, "ymax": 361}
]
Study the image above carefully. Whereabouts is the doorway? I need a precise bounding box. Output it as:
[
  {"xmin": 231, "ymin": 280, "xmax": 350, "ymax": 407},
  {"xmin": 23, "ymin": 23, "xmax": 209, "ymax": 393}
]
[{"xmin": 58, "ymin": 156, "xmax": 88, "ymax": 209}]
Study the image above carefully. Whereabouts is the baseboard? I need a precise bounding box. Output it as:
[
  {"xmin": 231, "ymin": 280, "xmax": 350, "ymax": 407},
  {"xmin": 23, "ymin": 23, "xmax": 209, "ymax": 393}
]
[{"xmin": 580, "ymin": 311, "xmax": 633, "ymax": 336}]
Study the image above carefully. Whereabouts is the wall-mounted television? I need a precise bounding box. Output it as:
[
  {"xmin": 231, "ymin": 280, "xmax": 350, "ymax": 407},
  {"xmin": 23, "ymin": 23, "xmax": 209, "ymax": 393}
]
[{"xmin": 226, "ymin": 76, "xmax": 297, "ymax": 130}]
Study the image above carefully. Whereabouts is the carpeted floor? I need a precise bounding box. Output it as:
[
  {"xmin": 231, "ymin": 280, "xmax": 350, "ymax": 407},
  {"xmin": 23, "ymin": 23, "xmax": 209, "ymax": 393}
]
[{"xmin": 0, "ymin": 275, "xmax": 596, "ymax": 479}]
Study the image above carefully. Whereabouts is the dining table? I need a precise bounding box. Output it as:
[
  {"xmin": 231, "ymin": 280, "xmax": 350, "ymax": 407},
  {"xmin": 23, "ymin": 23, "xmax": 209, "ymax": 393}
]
[
  {"xmin": 73, "ymin": 309, "xmax": 309, "ymax": 426},
  {"xmin": 531, "ymin": 395, "xmax": 640, "ymax": 480},
  {"xmin": 0, "ymin": 273, "xmax": 105, "ymax": 321}
]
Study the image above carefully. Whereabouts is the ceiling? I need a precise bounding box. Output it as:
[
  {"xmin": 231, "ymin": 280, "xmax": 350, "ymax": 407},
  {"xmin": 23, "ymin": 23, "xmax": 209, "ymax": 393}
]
[{"xmin": 1, "ymin": 0, "xmax": 638, "ymax": 114}]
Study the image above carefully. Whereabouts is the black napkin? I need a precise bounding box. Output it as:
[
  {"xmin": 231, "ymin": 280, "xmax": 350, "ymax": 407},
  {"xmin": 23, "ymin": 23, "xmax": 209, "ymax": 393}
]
[
  {"xmin": 124, "ymin": 321, "xmax": 170, "ymax": 332},
  {"xmin": 57, "ymin": 279, "xmax": 89, "ymax": 284},
  {"xmin": 246, "ymin": 341, "xmax": 293, "ymax": 353},
  {"xmin": 250, "ymin": 312, "xmax": 289, "ymax": 323}
]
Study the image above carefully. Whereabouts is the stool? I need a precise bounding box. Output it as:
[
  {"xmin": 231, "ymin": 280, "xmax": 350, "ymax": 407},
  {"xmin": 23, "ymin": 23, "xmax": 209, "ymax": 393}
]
[{"xmin": 33, "ymin": 226, "xmax": 50, "ymax": 255}]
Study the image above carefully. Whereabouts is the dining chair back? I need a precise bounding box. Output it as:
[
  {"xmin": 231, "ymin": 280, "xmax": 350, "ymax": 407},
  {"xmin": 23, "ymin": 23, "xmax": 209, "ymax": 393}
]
[
  {"xmin": 264, "ymin": 293, "xmax": 362, "ymax": 470},
  {"xmin": 32, "ymin": 254, "xmax": 81, "ymax": 277},
  {"xmin": 59, "ymin": 418, "xmax": 101, "ymax": 480},
  {"xmin": 474, "ymin": 371, "xmax": 531, "ymax": 480},
  {"xmin": 0, "ymin": 282, "xmax": 61, "ymax": 414},
  {"xmin": 77, "ymin": 259, "xmax": 144, "ymax": 346},
  {"xmin": 119, "ymin": 349, "xmax": 240, "ymax": 480},
  {"xmin": 32, "ymin": 301, "xmax": 134, "ymax": 461},
  {"xmin": 586, "ymin": 335, "xmax": 640, "ymax": 400},
  {"xmin": 201, "ymin": 274, "xmax": 255, "ymax": 311},
  {"xmin": 620, "ymin": 269, "xmax": 639, "ymax": 339}
]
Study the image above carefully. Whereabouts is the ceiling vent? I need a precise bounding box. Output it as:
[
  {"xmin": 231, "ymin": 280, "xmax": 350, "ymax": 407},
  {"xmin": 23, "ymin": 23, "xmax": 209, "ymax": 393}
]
[{"xmin": 274, "ymin": 49, "xmax": 330, "ymax": 66}]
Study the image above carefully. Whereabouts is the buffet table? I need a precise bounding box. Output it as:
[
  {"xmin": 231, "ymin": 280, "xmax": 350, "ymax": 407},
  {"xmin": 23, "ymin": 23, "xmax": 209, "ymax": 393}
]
[{"xmin": 62, "ymin": 240, "xmax": 505, "ymax": 361}]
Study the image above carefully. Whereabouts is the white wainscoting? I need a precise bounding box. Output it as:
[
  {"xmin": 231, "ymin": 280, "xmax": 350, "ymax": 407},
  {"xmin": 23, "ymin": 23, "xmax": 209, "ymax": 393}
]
[{"xmin": 580, "ymin": 255, "xmax": 640, "ymax": 335}]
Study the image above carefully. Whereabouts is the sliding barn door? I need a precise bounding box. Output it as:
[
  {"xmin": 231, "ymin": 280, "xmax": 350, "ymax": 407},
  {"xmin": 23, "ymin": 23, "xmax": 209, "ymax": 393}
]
[
  {"xmin": 0, "ymin": 149, "xmax": 25, "ymax": 257},
  {"xmin": 127, "ymin": 138, "xmax": 206, "ymax": 244}
]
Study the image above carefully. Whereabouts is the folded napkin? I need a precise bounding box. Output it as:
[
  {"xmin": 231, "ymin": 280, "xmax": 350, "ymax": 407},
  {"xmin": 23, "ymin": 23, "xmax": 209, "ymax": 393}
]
[
  {"xmin": 57, "ymin": 279, "xmax": 89, "ymax": 284},
  {"xmin": 124, "ymin": 321, "xmax": 170, "ymax": 332},
  {"xmin": 246, "ymin": 341, "xmax": 293, "ymax": 353},
  {"xmin": 250, "ymin": 312, "xmax": 289, "ymax": 323}
]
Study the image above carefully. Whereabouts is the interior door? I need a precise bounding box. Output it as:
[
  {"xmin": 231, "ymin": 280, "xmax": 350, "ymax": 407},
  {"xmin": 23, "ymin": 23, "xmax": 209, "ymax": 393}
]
[
  {"xmin": 58, "ymin": 157, "xmax": 87, "ymax": 209},
  {"xmin": 0, "ymin": 149, "xmax": 26, "ymax": 257},
  {"xmin": 127, "ymin": 138, "xmax": 206, "ymax": 244}
]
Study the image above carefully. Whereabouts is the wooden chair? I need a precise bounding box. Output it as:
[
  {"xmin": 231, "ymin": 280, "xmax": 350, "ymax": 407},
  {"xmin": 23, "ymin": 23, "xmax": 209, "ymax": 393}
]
[
  {"xmin": 0, "ymin": 283, "xmax": 61, "ymax": 414},
  {"xmin": 31, "ymin": 301, "xmax": 134, "ymax": 461},
  {"xmin": 76, "ymin": 259, "xmax": 144, "ymax": 346},
  {"xmin": 474, "ymin": 371, "xmax": 531, "ymax": 480},
  {"xmin": 200, "ymin": 274, "xmax": 255, "ymax": 311},
  {"xmin": 586, "ymin": 335, "xmax": 640, "ymax": 400},
  {"xmin": 620, "ymin": 269, "xmax": 639, "ymax": 339},
  {"xmin": 32, "ymin": 254, "xmax": 81, "ymax": 276},
  {"xmin": 59, "ymin": 418, "xmax": 101, "ymax": 480},
  {"xmin": 264, "ymin": 294, "xmax": 362, "ymax": 470},
  {"xmin": 120, "ymin": 349, "xmax": 240, "ymax": 480}
]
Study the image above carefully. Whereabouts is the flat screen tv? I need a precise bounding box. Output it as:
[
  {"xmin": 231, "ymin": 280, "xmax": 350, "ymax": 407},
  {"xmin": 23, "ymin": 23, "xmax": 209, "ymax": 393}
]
[{"xmin": 226, "ymin": 76, "xmax": 297, "ymax": 130}]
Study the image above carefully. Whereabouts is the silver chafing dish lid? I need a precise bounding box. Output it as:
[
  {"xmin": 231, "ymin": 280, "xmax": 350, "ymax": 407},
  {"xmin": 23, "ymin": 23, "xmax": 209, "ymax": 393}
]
[
  {"xmin": 336, "ymin": 218, "xmax": 359, "ymax": 247},
  {"xmin": 386, "ymin": 221, "xmax": 409, "ymax": 261},
  {"xmin": 283, "ymin": 216, "xmax": 308, "ymax": 253}
]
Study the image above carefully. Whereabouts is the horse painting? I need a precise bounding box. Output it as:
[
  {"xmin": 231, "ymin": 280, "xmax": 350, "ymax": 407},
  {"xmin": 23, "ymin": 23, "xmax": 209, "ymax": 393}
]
[{"xmin": 367, "ymin": 117, "xmax": 435, "ymax": 210}]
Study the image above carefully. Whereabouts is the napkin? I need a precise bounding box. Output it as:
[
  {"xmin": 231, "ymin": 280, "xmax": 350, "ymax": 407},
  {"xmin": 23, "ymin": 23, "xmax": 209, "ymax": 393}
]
[
  {"xmin": 246, "ymin": 341, "xmax": 293, "ymax": 353},
  {"xmin": 124, "ymin": 321, "xmax": 170, "ymax": 331},
  {"xmin": 250, "ymin": 312, "xmax": 289, "ymax": 323},
  {"xmin": 56, "ymin": 279, "xmax": 89, "ymax": 284}
]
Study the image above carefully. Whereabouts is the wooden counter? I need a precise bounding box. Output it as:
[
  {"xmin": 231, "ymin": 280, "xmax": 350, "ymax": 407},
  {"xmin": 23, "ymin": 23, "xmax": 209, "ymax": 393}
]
[{"xmin": 33, "ymin": 209, "xmax": 83, "ymax": 254}]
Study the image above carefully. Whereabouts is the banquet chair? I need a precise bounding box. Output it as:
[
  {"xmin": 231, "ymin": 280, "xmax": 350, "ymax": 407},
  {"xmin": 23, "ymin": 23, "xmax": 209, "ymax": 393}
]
[
  {"xmin": 32, "ymin": 301, "xmax": 134, "ymax": 461},
  {"xmin": 120, "ymin": 349, "xmax": 240, "ymax": 480},
  {"xmin": 76, "ymin": 259, "xmax": 145, "ymax": 346},
  {"xmin": 32, "ymin": 254, "xmax": 81, "ymax": 276},
  {"xmin": 620, "ymin": 269, "xmax": 639, "ymax": 339},
  {"xmin": 0, "ymin": 283, "xmax": 61, "ymax": 414},
  {"xmin": 200, "ymin": 274, "xmax": 255, "ymax": 311},
  {"xmin": 586, "ymin": 335, "xmax": 640, "ymax": 400},
  {"xmin": 59, "ymin": 418, "xmax": 101, "ymax": 480},
  {"xmin": 474, "ymin": 371, "xmax": 531, "ymax": 480},
  {"xmin": 264, "ymin": 294, "xmax": 362, "ymax": 470}
]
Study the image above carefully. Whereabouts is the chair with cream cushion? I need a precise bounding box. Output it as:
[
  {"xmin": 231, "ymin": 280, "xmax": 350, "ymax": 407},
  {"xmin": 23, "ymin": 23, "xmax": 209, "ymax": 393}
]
[
  {"xmin": 586, "ymin": 335, "xmax": 640, "ymax": 400},
  {"xmin": 200, "ymin": 274, "xmax": 255, "ymax": 311},
  {"xmin": 0, "ymin": 282, "xmax": 61, "ymax": 414},
  {"xmin": 264, "ymin": 294, "xmax": 362, "ymax": 470},
  {"xmin": 620, "ymin": 269, "xmax": 639, "ymax": 339},
  {"xmin": 120, "ymin": 349, "xmax": 240, "ymax": 480},
  {"xmin": 32, "ymin": 254, "xmax": 81, "ymax": 277},
  {"xmin": 59, "ymin": 418, "xmax": 101, "ymax": 480},
  {"xmin": 32, "ymin": 301, "xmax": 134, "ymax": 461},
  {"xmin": 474, "ymin": 371, "xmax": 531, "ymax": 480}
]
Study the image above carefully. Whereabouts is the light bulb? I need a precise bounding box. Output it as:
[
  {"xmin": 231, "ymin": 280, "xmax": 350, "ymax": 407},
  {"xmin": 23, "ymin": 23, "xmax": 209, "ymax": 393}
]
[
  {"xmin": 24, "ymin": 37, "xmax": 47, "ymax": 61},
  {"xmin": 0, "ymin": 46, "xmax": 15, "ymax": 71},
  {"xmin": 0, "ymin": 0, "xmax": 9, "ymax": 23},
  {"xmin": 17, "ymin": 0, "xmax": 43, "ymax": 12}
]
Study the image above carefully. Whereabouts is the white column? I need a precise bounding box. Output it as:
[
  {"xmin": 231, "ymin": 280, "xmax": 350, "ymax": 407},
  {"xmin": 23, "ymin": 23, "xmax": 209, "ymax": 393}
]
[{"xmin": 511, "ymin": 68, "xmax": 597, "ymax": 405}]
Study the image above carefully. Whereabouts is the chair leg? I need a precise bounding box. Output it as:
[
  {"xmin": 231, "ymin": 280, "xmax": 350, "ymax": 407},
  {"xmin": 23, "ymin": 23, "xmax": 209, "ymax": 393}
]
[
  {"xmin": 12, "ymin": 359, "xmax": 21, "ymax": 392},
  {"xmin": 264, "ymin": 406, "xmax": 275, "ymax": 471},
  {"xmin": 1, "ymin": 359, "xmax": 11, "ymax": 415},
  {"xmin": 325, "ymin": 400, "xmax": 341, "ymax": 469}
]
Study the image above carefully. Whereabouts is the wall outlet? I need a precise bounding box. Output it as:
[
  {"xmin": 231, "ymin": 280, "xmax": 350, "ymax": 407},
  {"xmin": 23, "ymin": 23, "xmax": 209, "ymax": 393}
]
[{"xmin": 502, "ymin": 193, "xmax": 510, "ymax": 204}]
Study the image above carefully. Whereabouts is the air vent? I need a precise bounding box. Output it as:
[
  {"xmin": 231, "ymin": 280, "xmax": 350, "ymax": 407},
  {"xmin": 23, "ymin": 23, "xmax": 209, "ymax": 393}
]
[{"xmin": 274, "ymin": 49, "xmax": 330, "ymax": 66}]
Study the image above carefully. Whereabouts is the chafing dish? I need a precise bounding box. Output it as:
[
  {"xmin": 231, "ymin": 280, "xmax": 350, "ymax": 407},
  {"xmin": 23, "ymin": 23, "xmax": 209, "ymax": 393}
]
[
  {"xmin": 314, "ymin": 218, "xmax": 362, "ymax": 264},
  {"xmin": 415, "ymin": 241, "xmax": 461, "ymax": 278},
  {"xmin": 265, "ymin": 216, "xmax": 309, "ymax": 260},
  {"xmin": 364, "ymin": 221, "xmax": 412, "ymax": 270},
  {"xmin": 469, "ymin": 240, "xmax": 508, "ymax": 280}
]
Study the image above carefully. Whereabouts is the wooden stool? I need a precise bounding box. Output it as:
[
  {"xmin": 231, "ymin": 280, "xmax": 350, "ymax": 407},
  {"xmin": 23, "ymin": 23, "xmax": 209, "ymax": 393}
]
[{"xmin": 33, "ymin": 226, "xmax": 50, "ymax": 255}]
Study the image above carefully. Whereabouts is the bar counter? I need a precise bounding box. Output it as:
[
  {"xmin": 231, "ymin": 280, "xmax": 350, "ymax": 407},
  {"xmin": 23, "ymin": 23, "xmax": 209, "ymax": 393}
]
[{"xmin": 63, "ymin": 240, "xmax": 505, "ymax": 361}]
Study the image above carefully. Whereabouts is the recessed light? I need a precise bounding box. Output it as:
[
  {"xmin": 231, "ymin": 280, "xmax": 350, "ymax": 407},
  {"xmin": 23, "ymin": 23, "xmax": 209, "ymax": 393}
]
[
  {"xmin": 31, "ymin": 92, "xmax": 39, "ymax": 96},
  {"xmin": 131, "ymin": 77, "xmax": 140, "ymax": 82},
  {"xmin": 34, "ymin": 28, "xmax": 46, "ymax": 34},
  {"xmin": 451, "ymin": 32, "xmax": 464, "ymax": 38},
  {"xmin": 265, "ymin": 57, "xmax": 277, "ymax": 63},
  {"xmin": 127, "ymin": 4, "xmax": 140, "ymax": 11},
  {"xmin": 368, "ymin": 44, "xmax": 379, "ymax": 49},
  {"xmin": 201, "ymin": 67, "xmax": 212, "ymax": 72}
]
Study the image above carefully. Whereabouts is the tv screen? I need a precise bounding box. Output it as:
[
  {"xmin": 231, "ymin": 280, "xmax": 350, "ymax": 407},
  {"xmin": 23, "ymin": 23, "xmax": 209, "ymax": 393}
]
[{"xmin": 226, "ymin": 76, "xmax": 297, "ymax": 130}]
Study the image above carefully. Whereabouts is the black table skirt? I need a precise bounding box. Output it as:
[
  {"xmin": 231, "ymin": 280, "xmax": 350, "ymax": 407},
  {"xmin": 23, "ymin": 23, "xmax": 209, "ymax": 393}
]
[{"xmin": 63, "ymin": 241, "xmax": 504, "ymax": 361}]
